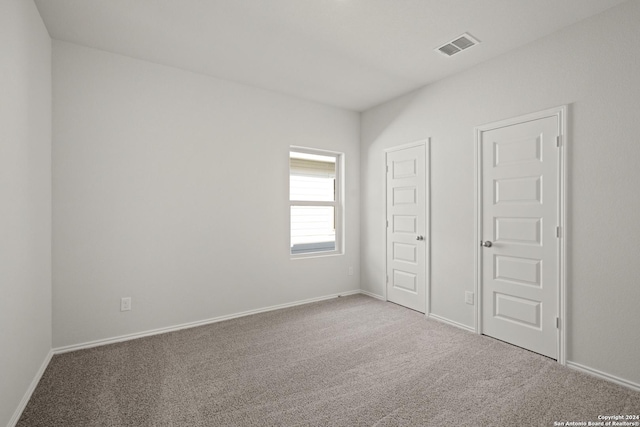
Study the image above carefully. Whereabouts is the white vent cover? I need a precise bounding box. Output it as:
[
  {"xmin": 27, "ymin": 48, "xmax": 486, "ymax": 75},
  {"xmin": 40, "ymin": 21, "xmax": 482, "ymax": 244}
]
[{"xmin": 436, "ymin": 33, "xmax": 480, "ymax": 57}]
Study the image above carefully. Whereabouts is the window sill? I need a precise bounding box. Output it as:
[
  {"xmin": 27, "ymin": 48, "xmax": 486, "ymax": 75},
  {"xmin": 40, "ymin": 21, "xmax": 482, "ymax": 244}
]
[{"xmin": 290, "ymin": 251, "xmax": 343, "ymax": 260}]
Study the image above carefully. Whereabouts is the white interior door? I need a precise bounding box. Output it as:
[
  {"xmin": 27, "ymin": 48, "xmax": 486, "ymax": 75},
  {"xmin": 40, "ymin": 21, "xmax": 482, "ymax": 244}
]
[
  {"xmin": 479, "ymin": 112, "xmax": 562, "ymax": 359},
  {"xmin": 386, "ymin": 143, "xmax": 427, "ymax": 313}
]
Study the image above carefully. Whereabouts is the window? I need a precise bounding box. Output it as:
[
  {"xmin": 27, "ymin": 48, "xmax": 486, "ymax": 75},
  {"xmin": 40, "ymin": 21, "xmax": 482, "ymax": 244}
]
[{"xmin": 289, "ymin": 148, "xmax": 342, "ymax": 257}]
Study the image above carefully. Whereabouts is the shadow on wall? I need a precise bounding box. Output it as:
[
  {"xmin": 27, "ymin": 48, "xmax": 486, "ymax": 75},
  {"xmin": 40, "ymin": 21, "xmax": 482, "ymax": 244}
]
[{"xmin": 362, "ymin": 90, "xmax": 424, "ymax": 145}]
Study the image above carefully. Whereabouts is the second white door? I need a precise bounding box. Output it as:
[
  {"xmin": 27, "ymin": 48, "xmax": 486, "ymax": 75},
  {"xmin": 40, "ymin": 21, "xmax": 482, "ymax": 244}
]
[
  {"xmin": 386, "ymin": 142, "xmax": 427, "ymax": 313},
  {"xmin": 478, "ymin": 111, "xmax": 563, "ymax": 359}
]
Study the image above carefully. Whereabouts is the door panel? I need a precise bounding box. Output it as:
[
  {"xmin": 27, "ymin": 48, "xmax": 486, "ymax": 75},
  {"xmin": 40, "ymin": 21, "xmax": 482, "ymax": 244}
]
[
  {"xmin": 494, "ymin": 217, "xmax": 541, "ymax": 245},
  {"xmin": 481, "ymin": 115, "xmax": 559, "ymax": 359},
  {"xmin": 386, "ymin": 144, "xmax": 427, "ymax": 313}
]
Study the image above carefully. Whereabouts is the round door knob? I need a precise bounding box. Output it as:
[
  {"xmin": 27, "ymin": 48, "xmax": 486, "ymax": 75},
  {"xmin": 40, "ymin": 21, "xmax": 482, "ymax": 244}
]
[
  {"xmin": 481, "ymin": 240, "xmax": 492, "ymax": 247},
  {"xmin": 416, "ymin": 235, "xmax": 424, "ymax": 241}
]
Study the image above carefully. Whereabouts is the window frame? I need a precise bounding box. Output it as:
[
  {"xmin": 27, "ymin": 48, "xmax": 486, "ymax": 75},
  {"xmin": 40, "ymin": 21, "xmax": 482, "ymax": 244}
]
[{"xmin": 289, "ymin": 146, "xmax": 343, "ymax": 259}]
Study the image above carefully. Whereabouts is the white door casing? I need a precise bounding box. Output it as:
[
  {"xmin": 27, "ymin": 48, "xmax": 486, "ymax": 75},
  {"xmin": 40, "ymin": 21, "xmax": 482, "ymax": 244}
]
[
  {"xmin": 385, "ymin": 141, "xmax": 429, "ymax": 313},
  {"xmin": 475, "ymin": 107, "xmax": 566, "ymax": 362}
]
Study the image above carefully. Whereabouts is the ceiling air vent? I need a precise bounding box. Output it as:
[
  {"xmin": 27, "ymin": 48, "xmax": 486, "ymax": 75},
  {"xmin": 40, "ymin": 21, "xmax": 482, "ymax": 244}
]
[{"xmin": 436, "ymin": 33, "xmax": 480, "ymax": 57}]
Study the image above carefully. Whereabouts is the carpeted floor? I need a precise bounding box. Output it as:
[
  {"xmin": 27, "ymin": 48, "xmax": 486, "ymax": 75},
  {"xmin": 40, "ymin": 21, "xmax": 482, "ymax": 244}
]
[{"xmin": 18, "ymin": 294, "xmax": 640, "ymax": 426}]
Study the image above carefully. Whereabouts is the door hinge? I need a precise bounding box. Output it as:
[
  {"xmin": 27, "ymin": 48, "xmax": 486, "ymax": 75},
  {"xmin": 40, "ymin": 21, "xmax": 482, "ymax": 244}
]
[
  {"xmin": 556, "ymin": 317, "xmax": 560, "ymax": 329},
  {"xmin": 386, "ymin": 220, "xmax": 389, "ymax": 228},
  {"xmin": 386, "ymin": 275, "xmax": 389, "ymax": 284},
  {"xmin": 556, "ymin": 226, "xmax": 562, "ymax": 238},
  {"xmin": 556, "ymin": 135, "xmax": 561, "ymax": 148},
  {"xmin": 386, "ymin": 165, "xmax": 389, "ymax": 173}
]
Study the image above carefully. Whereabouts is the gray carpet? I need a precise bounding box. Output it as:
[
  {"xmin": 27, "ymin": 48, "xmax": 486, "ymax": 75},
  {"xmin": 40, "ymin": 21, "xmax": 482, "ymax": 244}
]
[{"xmin": 18, "ymin": 294, "xmax": 640, "ymax": 426}]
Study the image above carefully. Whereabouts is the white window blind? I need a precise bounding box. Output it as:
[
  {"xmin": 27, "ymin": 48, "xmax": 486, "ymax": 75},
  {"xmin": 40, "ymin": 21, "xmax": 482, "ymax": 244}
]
[{"xmin": 289, "ymin": 150, "xmax": 341, "ymax": 256}]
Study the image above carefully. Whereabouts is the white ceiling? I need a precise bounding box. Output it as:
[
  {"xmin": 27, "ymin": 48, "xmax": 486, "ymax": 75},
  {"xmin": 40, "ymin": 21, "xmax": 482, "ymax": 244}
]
[{"xmin": 35, "ymin": 0, "xmax": 627, "ymax": 111}]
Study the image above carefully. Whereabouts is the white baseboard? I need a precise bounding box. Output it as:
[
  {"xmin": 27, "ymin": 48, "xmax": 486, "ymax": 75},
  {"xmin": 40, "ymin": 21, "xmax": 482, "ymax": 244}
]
[
  {"xmin": 338, "ymin": 289, "xmax": 362, "ymax": 297},
  {"xmin": 358, "ymin": 290, "xmax": 385, "ymax": 301},
  {"xmin": 54, "ymin": 291, "xmax": 360, "ymax": 354},
  {"xmin": 8, "ymin": 349, "xmax": 54, "ymax": 427},
  {"xmin": 428, "ymin": 313, "xmax": 476, "ymax": 333},
  {"xmin": 566, "ymin": 361, "xmax": 640, "ymax": 392}
]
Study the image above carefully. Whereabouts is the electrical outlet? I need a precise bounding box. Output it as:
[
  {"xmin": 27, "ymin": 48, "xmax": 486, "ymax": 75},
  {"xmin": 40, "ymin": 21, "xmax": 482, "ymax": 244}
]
[
  {"xmin": 120, "ymin": 297, "xmax": 132, "ymax": 312},
  {"xmin": 465, "ymin": 291, "xmax": 474, "ymax": 305},
  {"xmin": 348, "ymin": 266, "xmax": 354, "ymax": 276}
]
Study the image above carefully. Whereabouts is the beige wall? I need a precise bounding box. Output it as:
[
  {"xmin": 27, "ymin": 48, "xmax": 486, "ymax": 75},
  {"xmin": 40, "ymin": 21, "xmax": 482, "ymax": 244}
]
[
  {"xmin": 0, "ymin": 1, "xmax": 52, "ymax": 425},
  {"xmin": 361, "ymin": 0, "xmax": 640, "ymax": 386},
  {"xmin": 52, "ymin": 41, "xmax": 360, "ymax": 348}
]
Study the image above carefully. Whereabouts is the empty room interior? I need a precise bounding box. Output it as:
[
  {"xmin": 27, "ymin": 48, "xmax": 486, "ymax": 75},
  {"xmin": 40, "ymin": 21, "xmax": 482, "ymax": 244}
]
[{"xmin": 3, "ymin": 0, "xmax": 640, "ymax": 425}]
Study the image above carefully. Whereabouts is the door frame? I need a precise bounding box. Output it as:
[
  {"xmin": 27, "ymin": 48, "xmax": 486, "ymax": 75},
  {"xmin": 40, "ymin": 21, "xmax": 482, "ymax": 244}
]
[
  {"xmin": 384, "ymin": 139, "xmax": 431, "ymax": 314},
  {"xmin": 474, "ymin": 106, "xmax": 567, "ymax": 364}
]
